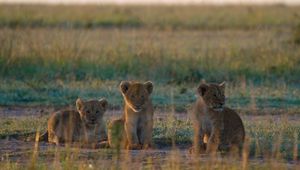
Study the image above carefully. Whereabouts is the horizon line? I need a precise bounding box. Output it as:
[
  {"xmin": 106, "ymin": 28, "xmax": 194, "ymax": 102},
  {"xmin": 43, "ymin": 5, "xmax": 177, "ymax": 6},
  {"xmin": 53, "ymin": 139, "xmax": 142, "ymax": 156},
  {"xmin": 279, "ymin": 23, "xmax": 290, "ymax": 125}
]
[{"xmin": 1, "ymin": 0, "xmax": 300, "ymax": 6}]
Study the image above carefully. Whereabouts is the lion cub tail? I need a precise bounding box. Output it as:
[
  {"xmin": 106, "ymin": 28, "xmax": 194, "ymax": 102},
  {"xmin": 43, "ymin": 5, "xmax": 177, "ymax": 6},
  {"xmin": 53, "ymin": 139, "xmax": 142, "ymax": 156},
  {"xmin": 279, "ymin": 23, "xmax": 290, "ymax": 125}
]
[
  {"xmin": 38, "ymin": 131, "xmax": 48, "ymax": 142},
  {"xmin": 25, "ymin": 131, "xmax": 48, "ymax": 142},
  {"xmin": 107, "ymin": 118, "xmax": 126, "ymax": 149}
]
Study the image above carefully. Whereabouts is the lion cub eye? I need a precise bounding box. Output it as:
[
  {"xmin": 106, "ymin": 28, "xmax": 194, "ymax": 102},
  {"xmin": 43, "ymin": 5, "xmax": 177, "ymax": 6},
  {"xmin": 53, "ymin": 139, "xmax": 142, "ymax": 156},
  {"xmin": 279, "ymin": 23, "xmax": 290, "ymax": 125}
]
[
  {"xmin": 96, "ymin": 110, "xmax": 100, "ymax": 114},
  {"xmin": 86, "ymin": 110, "xmax": 90, "ymax": 114}
]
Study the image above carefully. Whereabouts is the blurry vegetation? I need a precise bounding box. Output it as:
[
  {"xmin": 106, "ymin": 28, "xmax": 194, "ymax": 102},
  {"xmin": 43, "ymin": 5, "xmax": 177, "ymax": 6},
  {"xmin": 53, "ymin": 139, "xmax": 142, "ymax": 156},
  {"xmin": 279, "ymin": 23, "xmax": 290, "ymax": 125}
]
[
  {"xmin": 0, "ymin": 5, "xmax": 300, "ymax": 30},
  {"xmin": 0, "ymin": 28, "xmax": 299, "ymax": 84},
  {"xmin": 0, "ymin": 79, "xmax": 300, "ymax": 110},
  {"xmin": 0, "ymin": 5, "xmax": 300, "ymax": 108},
  {"xmin": 294, "ymin": 23, "xmax": 300, "ymax": 44}
]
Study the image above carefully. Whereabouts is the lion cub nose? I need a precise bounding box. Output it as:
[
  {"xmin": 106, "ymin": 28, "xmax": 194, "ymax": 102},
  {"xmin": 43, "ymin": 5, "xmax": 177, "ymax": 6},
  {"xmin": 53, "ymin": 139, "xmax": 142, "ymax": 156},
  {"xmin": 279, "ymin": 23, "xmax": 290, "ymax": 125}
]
[{"xmin": 90, "ymin": 116, "xmax": 97, "ymax": 121}]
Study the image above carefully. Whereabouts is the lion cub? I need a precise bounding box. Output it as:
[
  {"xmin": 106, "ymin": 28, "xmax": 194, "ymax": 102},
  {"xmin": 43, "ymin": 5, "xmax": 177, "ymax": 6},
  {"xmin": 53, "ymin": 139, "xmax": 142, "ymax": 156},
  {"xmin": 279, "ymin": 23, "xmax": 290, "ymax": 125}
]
[
  {"xmin": 108, "ymin": 81, "xmax": 154, "ymax": 150},
  {"xmin": 191, "ymin": 82, "xmax": 245, "ymax": 154},
  {"xmin": 44, "ymin": 98, "xmax": 108, "ymax": 148}
]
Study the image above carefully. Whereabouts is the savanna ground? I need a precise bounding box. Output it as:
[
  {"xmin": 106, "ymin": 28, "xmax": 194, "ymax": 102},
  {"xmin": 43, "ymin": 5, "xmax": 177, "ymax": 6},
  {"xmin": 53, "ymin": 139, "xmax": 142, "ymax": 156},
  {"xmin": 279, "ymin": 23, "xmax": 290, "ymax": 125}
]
[{"xmin": 0, "ymin": 4, "xmax": 299, "ymax": 169}]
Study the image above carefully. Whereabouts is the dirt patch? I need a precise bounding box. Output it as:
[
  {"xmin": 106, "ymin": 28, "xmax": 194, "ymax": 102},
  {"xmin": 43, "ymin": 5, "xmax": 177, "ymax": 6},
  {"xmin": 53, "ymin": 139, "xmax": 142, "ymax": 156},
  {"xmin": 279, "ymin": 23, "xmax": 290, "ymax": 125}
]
[
  {"xmin": 0, "ymin": 139, "xmax": 297, "ymax": 169},
  {"xmin": 0, "ymin": 139, "xmax": 190, "ymax": 168}
]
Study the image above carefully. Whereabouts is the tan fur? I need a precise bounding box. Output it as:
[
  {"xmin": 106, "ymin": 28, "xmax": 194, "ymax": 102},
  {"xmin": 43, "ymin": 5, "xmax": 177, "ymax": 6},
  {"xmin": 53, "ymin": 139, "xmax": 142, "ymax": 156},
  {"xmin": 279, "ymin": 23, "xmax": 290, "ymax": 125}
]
[
  {"xmin": 107, "ymin": 118, "xmax": 127, "ymax": 149},
  {"xmin": 192, "ymin": 82, "xmax": 245, "ymax": 154},
  {"xmin": 46, "ymin": 98, "xmax": 108, "ymax": 148},
  {"xmin": 108, "ymin": 81, "xmax": 154, "ymax": 150}
]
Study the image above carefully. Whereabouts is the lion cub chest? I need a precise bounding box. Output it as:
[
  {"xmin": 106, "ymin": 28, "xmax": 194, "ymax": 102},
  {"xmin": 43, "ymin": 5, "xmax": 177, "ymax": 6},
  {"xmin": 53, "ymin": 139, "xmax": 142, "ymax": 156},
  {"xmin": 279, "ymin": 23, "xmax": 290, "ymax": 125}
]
[{"xmin": 200, "ymin": 113, "xmax": 213, "ymax": 133}]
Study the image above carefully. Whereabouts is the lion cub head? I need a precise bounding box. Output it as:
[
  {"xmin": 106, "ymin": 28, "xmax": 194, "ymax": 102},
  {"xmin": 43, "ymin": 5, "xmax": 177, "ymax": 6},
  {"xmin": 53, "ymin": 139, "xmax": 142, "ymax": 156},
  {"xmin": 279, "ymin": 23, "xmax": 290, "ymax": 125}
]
[
  {"xmin": 76, "ymin": 98, "xmax": 108, "ymax": 126},
  {"xmin": 197, "ymin": 82, "xmax": 226, "ymax": 111},
  {"xmin": 120, "ymin": 81, "xmax": 153, "ymax": 112}
]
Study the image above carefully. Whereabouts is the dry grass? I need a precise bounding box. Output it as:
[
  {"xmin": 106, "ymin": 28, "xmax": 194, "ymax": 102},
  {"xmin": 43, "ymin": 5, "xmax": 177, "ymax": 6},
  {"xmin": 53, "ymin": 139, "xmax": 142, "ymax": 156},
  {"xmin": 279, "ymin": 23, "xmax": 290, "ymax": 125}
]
[
  {"xmin": 0, "ymin": 5, "xmax": 300, "ymax": 29},
  {"xmin": 1, "ymin": 28, "xmax": 299, "ymax": 83},
  {"xmin": 0, "ymin": 112, "xmax": 299, "ymax": 169},
  {"xmin": 0, "ymin": 28, "xmax": 300, "ymax": 109}
]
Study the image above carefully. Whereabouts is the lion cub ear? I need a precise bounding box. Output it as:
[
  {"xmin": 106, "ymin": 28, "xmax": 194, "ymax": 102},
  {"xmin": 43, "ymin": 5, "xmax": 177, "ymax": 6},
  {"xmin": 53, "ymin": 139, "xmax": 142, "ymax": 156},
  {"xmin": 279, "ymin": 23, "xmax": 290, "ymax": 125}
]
[
  {"xmin": 99, "ymin": 98, "xmax": 108, "ymax": 111},
  {"xmin": 120, "ymin": 81, "xmax": 130, "ymax": 94},
  {"xmin": 144, "ymin": 81, "xmax": 153, "ymax": 94},
  {"xmin": 197, "ymin": 83, "xmax": 209, "ymax": 96},
  {"xmin": 76, "ymin": 98, "xmax": 84, "ymax": 111}
]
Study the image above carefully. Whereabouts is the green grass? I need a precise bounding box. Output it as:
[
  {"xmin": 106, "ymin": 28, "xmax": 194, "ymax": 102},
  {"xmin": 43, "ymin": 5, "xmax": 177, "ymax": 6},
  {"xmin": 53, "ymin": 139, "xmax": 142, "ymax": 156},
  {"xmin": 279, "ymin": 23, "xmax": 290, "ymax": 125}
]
[
  {"xmin": 0, "ymin": 80, "xmax": 300, "ymax": 110},
  {"xmin": 1, "ymin": 27, "xmax": 300, "ymax": 107},
  {"xmin": 0, "ymin": 27, "xmax": 300, "ymax": 108},
  {"xmin": 0, "ymin": 5, "xmax": 300, "ymax": 85},
  {"xmin": 0, "ymin": 6, "xmax": 300, "ymax": 104},
  {"xmin": 0, "ymin": 116, "xmax": 47, "ymax": 139},
  {"xmin": 1, "ymin": 28, "xmax": 300, "ymax": 84}
]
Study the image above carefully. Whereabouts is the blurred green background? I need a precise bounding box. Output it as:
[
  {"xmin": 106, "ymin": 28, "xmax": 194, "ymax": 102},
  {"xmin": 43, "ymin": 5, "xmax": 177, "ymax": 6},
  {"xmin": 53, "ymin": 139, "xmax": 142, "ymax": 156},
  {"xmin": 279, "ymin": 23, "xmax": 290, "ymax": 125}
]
[{"xmin": 0, "ymin": 5, "xmax": 300, "ymax": 110}]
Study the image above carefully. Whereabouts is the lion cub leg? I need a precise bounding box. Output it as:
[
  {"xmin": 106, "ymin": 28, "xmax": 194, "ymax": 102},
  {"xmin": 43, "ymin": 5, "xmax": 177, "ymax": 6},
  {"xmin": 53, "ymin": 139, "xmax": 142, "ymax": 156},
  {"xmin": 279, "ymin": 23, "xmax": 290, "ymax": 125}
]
[
  {"xmin": 138, "ymin": 121, "xmax": 153, "ymax": 149},
  {"xmin": 191, "ymin": 127, "xmax": 207, "ymax": 154},
  {"xmin": 48, "ymin": 119, "xmax": 73, "ymax": 145},
  {"xmin": 198, "ymin": 130, "xmax": 207, "ymax": 152},
  {"xmin": 125, "ymin": 121, "xmax": 141, "ymax": 150},
  {"xmin": 206, "ymin": 129, "xmax": 221, "ymax": 154},
  {"xmin": 229, "ymin": 133, "xmax": 245, "ymax": 156},
  {"xmin": 48, "ymin": 129, "xmax": 60, "ymax": 145}
]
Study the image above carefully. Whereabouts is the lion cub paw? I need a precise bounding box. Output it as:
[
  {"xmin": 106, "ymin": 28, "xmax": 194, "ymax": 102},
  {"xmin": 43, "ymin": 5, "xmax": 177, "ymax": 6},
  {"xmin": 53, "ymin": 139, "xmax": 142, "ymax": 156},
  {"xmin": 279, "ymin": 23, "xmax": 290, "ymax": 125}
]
[
  {"xmin": 127, "ymin": 144, "xmax": 143, "ymax": 150},
  {"xmin": 142, "ymin": 144, "xmax": 152, "ymax": 150},
  {"xmin": 189, "ymin": 144, "xmax": 207, "ymax": 154},
  {"xmin": 96, "ymin": 141, "xmax": 110, "ymax": 149}
]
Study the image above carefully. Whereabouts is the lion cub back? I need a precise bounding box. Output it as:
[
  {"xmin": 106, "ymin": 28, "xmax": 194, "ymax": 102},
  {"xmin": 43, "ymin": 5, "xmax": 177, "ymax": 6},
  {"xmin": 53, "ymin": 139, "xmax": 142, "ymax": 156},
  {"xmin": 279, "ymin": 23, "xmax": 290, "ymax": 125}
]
[
  {"xmin": 47, "ymin": 110, "xmax": 82, "ymax": 144},
  {"xmin": 47, "ymin": 98, "xmax": 108, "ymax": 147},
  {"xmin": 221, "ymin": 107, "xmax": 245, "ymax": 148}
]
